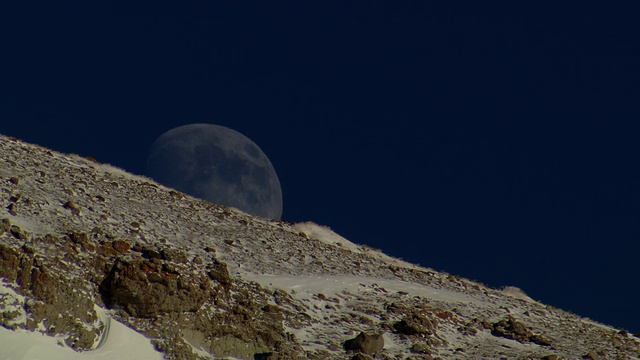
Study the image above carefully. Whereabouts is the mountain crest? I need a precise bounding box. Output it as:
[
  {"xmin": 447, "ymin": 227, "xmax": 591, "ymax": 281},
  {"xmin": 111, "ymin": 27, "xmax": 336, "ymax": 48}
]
[{"xmin": 1, "ymin": 134, "xmax": 638, "ymax": 359}]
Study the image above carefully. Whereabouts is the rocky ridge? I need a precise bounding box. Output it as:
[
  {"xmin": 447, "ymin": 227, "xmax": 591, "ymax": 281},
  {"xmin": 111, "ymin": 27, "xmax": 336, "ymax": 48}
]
[{"xmin": 0, "ymin": 133, "xmax": 639, "ymax": 359}]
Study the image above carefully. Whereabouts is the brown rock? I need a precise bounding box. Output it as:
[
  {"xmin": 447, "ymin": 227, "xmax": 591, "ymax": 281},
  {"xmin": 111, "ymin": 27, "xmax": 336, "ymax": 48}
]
[
  {"xmin": 491, "ymin": 316, "xmax": 532, "ymax": 343},
  {"xmin": 0, "ymin": 243, "xmax": 21, "ymax": 281},
  {"xmin": 10, "ymin": 225, "xmax": 27, "ymax": 240},
  {"xmin": 142, "ymin": 248, "xmax": 162, "ymax": 259},
  {"xmin": 99, "ymin": 259, "xmax": 208, "ymax": 317},
  {"xmin": 6, "ymin": 203, "xmax": 17, "ymax": 216},
  {"xmin": 207, "ymin": 259, "xmax": 231, "ymax": 286},
  {"xmin": 112, "ymin": 240, "xmax": 130, "ymax": 254},
  {"xmin": 160, "ymin": 248, "xmax": 188, "ymax": 263},
  {"xmin": 531, "ymin": 334, "xmax": 552, "ymax": 346},
  {"xmin": 410, "ymin": 342, "xmax": 431, "ymax": 354},
  {"xmin": 69, "ymin": 232, "xmax": 88, "ymax": 244},
  {"xmin": 97, "ymin": 244, "xmax": 117, "ymax": 257},
  {"xmin": 394, "ymin": 314, "xmax": 436, "ymax": 336},
  {"xmin": 63, "ymin": 200, "xmax": 80, "ymax": 215},
  {"xmin": 0, "ymin": 218, "xmax": 11, "ymax": 232},
  {"xmin": 344, "ymin": 332, "xmax": 384, "ymax": 355}
]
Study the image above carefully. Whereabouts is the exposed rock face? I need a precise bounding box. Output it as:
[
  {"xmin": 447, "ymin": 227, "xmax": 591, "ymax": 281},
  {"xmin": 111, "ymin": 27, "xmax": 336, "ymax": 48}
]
[
  {"xmin": 98, "ymin": 258, "xmax": 209, "ymax": 317},
  {"xmin": 0, "ymin": 239, "xmax": 100, "ymax": 350},
  {"xmin": 2, "ymin": 133, "xmax": 640, "ymax": 359}
]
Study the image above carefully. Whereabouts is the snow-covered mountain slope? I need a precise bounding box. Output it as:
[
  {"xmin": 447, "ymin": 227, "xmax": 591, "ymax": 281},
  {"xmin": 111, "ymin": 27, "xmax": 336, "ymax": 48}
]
[
  {"xmin": 0, "ymin": 133, "xmax": 638, "ymax": 360},
  {"xmin": 0, "ymin": 305, "xmax": 162, "ymax": 360}
]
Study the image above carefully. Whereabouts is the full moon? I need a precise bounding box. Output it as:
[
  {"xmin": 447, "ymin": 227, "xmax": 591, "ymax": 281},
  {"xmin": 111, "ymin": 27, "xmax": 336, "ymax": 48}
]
[{"xmin": 146, "ymin": 124, "xmax": 283, "ymax": 219}]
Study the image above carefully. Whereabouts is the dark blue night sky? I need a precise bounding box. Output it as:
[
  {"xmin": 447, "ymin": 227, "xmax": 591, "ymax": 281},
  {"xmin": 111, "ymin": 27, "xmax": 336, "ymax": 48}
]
[{"xmin": 2, "ymin": 2, "xmax": 640, "ymax": 331}]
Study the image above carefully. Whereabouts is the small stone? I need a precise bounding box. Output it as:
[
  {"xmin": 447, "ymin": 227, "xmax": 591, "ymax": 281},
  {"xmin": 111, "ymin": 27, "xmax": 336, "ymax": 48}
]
[
  {"xmin": 161, "ymin": 249, "xmax": 188, "ymax": 263},
  {"xmin": 69, "ymin": 232, "xmax": 89, "ymax": 244},
  {"xmin": 530, "ymin": 334, "xmax": 552, "ymax": 346},
  {"xmin": 542, "ymin": 355, "xmax": 559, "ymax": 360},
  {"xmin": 262, "ymin": 304, "xmax": 281, "ymax": 313},
  {"xmin": 582, "ymin": 350, "xmax": 599, "ymax": 360},
  {"xmin": 96, "ymin": 245, "xmax": 116, "ymax": 257},
  {"xmin": 63, "ymin": 200, "xmax": 80, "ymax": 215},
  {"xmin": 10, "ymin": 225, "xmax": 27, "ymax": 240},
  {"xmin": 207, "ymin": 259, "xmax": 231, "ymax": 286},
  {"xmin": 394, "ymin": 314, "xmax": 435, "ymax": 336},
  {"xmin": 1, "ymin": 218, "xmax": 11, "ymax": 232},
  {"xmin": 9, "ymin": 177, "xmax": 20, "ymax": 185},
  {"xmin": 22, "ymin": 244, "xmax": 36, "ymax": 254},
  {"xmin": 410, "ymin": 343, "xmax": 431, "ymax": 354},
  {"xmin": 6, "ymin": 203, "xmax": 17, "ymax": 216},
  {"xmin": 142, "ymin": 248, "xmax": 162, "ymax": 259},
  {"xmin": 112, "ymin": 240, "xmax": 130, "ymax": 254}
]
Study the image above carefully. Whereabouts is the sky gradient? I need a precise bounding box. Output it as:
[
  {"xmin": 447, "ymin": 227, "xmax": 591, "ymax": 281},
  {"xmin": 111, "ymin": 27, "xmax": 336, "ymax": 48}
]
[{"xmin": 2, "ymin": 2, "xmax": 640, "ymax": 331}]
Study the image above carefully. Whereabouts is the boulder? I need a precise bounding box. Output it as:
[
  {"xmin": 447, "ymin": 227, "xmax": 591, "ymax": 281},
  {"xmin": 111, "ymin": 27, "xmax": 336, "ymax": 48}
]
[
  {"xmin": 207, "ymin": 258, "xmax": 231, "ymax": 286},
  {"xmin": 490, "ymin": 315, "xmax": 551, "ymax": 346},
  {"xmin": 344, "ymin": 331, "xmax": 384, "ymax": 355},
  {"xmin": 394, "ymin": 313, "xmax": 436, "ymax": 336}
]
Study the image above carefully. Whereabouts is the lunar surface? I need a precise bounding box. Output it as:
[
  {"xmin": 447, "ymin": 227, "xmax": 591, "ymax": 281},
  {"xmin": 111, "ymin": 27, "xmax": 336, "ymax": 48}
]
[{"xmin": 146, "ymin": 124, "xmax": 283, "ymax": 219}]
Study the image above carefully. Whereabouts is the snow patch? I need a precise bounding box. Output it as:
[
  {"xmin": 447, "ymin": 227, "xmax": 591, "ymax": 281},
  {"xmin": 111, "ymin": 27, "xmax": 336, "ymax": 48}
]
[
  {"xmin": 0, "ymin": 311, "xmax": 163, "ymax": 360},
  {"xmin": 294, "ymin": 222, "xmax": 361, "ymax": 252}
]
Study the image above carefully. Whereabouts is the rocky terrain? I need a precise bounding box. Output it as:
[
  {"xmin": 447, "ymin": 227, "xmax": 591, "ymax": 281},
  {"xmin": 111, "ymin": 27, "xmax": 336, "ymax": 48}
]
[{"xmin": 1, "ymin": 133, "xmax": 639, "ymax": 359}]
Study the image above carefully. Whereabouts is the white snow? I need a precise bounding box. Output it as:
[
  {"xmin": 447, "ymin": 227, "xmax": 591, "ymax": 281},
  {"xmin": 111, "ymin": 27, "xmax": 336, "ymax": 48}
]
[
  {"xmin": 294, "ymin": 222, "xmax": 362, "ymax": 252},
  {"xmin": 0, "ymin": 311, "xmax": 163, "ymax": 360},
  {"xmin": 0, "ymin": 281, "xmax": 27, "ymax": 326},
  {"xmin": 243, "ymin": 273, "xmax": 479, "ymax": 305},
  {"xmin": 293, "ymin": 221, "xmax": 425, "ymax": 270}
]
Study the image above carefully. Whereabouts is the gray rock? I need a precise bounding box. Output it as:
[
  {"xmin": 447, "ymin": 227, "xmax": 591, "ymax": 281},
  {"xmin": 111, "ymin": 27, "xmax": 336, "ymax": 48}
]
[{"xmin": 410, "ymin": 342, "xmax": 431, "ymax": 354}]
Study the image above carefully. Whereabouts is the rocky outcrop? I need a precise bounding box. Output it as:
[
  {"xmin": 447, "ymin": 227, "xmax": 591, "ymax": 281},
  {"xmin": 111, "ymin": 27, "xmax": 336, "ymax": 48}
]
[
  {"xmin": 490, "ymin": 315, "xmax": 552, "ymax": 346},
  {"xmin": 0, "ymin": 235, "xmax": 100, "ymax": 350},
  {"xmin": 99, "ymin": 258, "xmax": 210, "ymax": 317}
]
